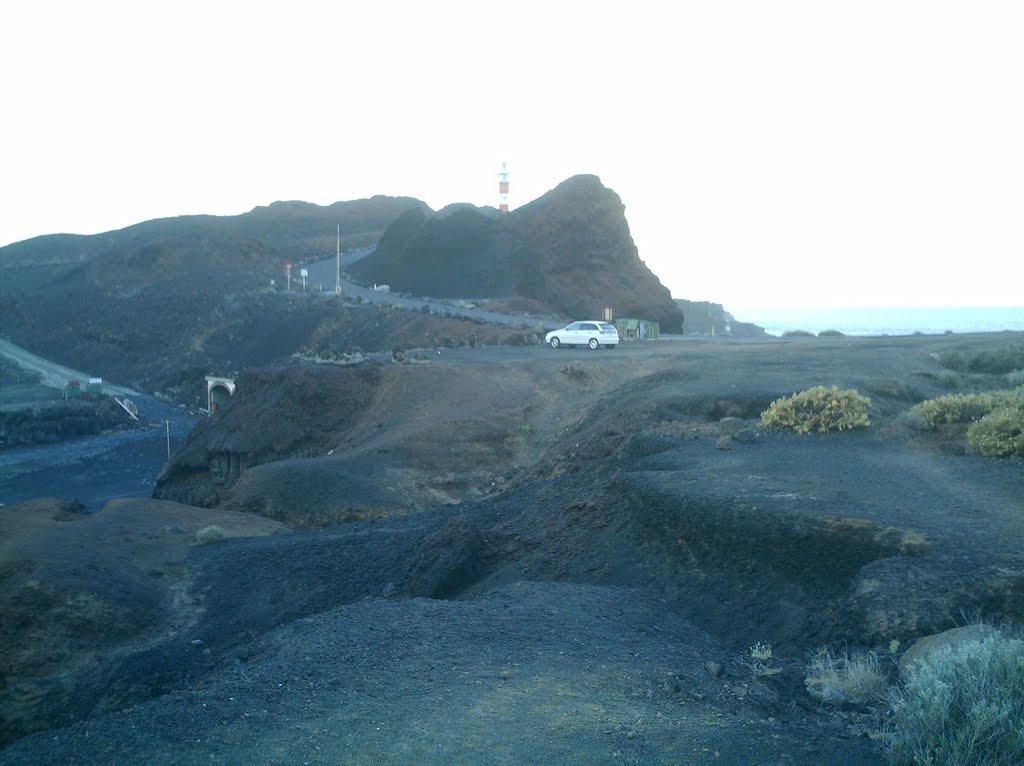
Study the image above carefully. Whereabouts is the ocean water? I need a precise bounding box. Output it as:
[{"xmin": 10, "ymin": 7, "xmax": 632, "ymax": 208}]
[{"xmin": 736, "ymin": 306, "xmax": 1024, "ymax": 338}]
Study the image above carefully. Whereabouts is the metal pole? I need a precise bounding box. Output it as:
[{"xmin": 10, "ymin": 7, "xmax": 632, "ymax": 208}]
[{"xmin": 335, "ymin": 224, "xmax": 341, "ymax": 295}]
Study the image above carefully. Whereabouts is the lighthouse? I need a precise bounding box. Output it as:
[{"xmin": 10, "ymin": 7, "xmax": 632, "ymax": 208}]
[{"xmin": 498, "ymin": 162, "xmax": 509, "ymax": 213}]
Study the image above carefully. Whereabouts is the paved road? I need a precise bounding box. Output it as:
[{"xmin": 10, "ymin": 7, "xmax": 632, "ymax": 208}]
[
  {"xmin": 0, "ymin": 338, "xmax": 139, "ymax": 398},
  {"xmin": 293, "ymin": 253, "xmax": 567, "ymax": 332},
  {"xmin": 0, "ymin": 338, "xmax": 199, "ymax": 506}
]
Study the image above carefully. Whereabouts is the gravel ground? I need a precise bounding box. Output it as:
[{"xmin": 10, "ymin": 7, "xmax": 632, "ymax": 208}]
[{"xmin": 0, "ymin": 582, "xmax": 883, "ymax": 766}]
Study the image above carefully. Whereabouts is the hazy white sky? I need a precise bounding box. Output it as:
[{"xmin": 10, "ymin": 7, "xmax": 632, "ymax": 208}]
[{"xmin": 3, "ymin": 1, "xmax": 1022, "ymax": 314}]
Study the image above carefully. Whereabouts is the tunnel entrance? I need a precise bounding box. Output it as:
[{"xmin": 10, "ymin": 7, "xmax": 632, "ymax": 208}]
[{"xmin": 205, "ymin": 376, "xmax": 236, "ymax": 412}]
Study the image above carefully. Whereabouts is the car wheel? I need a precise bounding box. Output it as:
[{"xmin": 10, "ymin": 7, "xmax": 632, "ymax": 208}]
[
  {"xmin": 588, "ymin": 338, "xmax": 599, "ymax": 350},
  {"xmin": 549, "ymin": 337, "xmax": 560, "ymax": 348}
]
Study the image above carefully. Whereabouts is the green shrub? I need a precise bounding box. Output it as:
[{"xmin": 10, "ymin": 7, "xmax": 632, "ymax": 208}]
[
  {"xmin": 781, "ymin": 329, "xmax": 814, "ymax": 338},
  {"xmin": 911, "ymin": 389, "xmax": 1023, "ymax": 429},
  {"xmin": 912, "ymin": 393, "xmax": 988, "ymax": 427},
  {"xmin": 817, "ymin": 329, "xmax": 845, "ymax": 337},
  {"xmin": 886, "ymin": 634, "xmax": 1024, "ymax": 766},
  {"xmin": 899, "ymin": 409, "xmax": 929, "ymax": 432},
  {"xmin": 195, "ymin": 525, "xmax": 229, "ymax": 544},
  {"xmin": 967, "ymin": 406, "xmax": 1024, "ymax": 457},
  {"xmin": 1007, "ymin": 370, "xmax": 1024, "ymax": 388},
  {"xmin": 937, "ymin": 371, "xmax": 962, "ymax": 390},
  {"xmin": 968, "ymin": 345, "xmax": 1024, "ymax": 375},
  {"xmin": 935, "ymin": 350, "xmax": 967, "ymax": 371},
  {"xmin": 761, "ymin": 385, "xmax": 871, "ymax": 434},
  {"xmin": 805, "ymin": 650, "xmax": 888, "ymax": 705}
]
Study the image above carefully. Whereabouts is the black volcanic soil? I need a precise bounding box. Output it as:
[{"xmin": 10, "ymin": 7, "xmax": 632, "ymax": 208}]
[{"xmin": 2, "ymin": 332, "xmax": 1023, "ymax": 765}]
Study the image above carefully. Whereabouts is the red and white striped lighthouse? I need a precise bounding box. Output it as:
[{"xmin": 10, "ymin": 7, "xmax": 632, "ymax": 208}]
[{"xmin": 498, "ymin": 162, "xmax": 509, "ymax": 213}]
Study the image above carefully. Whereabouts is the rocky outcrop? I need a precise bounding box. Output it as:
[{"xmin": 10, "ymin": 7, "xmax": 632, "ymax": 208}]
[
  {"xmin": 0, "ymin": 396, "xmax": 144, "ymax": 449},
  {"xmin": 675, "ymin": 299, "xmax": 768, "ymax": 337},
  {"xmin": 351, "ymin": 175, "xmax": 685, "ymax": 332},
  {"xmin": 154, "ymin": 362, "xmax": 384, "ymax": 508}
]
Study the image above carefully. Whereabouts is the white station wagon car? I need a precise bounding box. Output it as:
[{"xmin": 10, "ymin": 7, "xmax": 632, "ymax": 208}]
[{"xmin": 545, "ymin": 321, "xmax": 619, "ymax": 350}]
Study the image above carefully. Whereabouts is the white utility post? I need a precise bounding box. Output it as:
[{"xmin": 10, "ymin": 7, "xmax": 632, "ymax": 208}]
[{"xmin": 335, "ymin": 224, "xmax": 342, "ymax": 295}]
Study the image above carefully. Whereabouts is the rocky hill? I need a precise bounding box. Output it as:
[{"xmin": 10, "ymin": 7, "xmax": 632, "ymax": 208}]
[
  {"xmin": 350, "ymin": 175, "xmax": 684, "ymax": 332},
  {"xmin": 0, "ymin": 196, "xmax": 442, "ymax": 401},
  {"xmin": 1, "ymin": 196, "xmax": 427, "ymax": 294},
  {"xmin": 676, "ymin": 299, "xmax": 768, "ymax": 337},
  {"xmin": 1, "ymin": 177, "xmax": 684, "ymax": 403}
]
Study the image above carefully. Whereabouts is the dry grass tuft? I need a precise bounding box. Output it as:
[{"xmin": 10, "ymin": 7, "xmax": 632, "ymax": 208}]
[{"xmin": 805, "ymin": 649, "xmax": 888, "ymax": 705}]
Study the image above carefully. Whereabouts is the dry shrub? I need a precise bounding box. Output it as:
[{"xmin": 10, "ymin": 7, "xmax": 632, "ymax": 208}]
[
  {"xmin": 747, "ymin": 642, "xmax": 780, "ymax": 677},
  {"xmin": 886, "ymin": 633, "xmax": 1024, "ymax": 766},
  {"xmin": 559, "ymin": 362, "xmax": 591, "ymax": 383},
  {"xmin": 761, "ymin": 385, "xmax": 871, "ymax": 434}
]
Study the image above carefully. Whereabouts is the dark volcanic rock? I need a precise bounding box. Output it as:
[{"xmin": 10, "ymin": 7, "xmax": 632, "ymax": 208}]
[
  {"xmin": 351, "ymin": 175, "xmax": 685, "ymax": 332},
  {"xmin": 676, "ymin": 299, "xmax": 768, "ymax": 337},
  {"xmin": 352, "ymin": 205, "xmax": 534, "ymax": 299},
  {"xmin": 0, "ymin": 395, "xmax": 143, "ymax": 448}
]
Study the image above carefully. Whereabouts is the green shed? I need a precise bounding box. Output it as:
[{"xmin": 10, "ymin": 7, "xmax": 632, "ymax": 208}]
[{"xmin": 614, "ymin": 319, "xmax": 660, "ymax": 341}]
